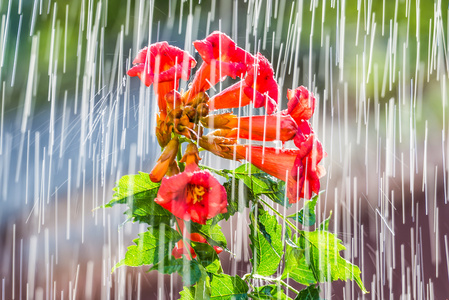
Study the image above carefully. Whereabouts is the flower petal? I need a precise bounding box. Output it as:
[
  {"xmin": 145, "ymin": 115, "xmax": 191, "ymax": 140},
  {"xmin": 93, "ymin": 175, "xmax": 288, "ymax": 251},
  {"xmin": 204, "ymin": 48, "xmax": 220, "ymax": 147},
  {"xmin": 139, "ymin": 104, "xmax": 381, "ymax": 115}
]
[
  {"xmin": 234, "ymin": 145, "xmax": 299, "ymax": 181},
  {"xmin": 188, "ymin": 31, "xmax": 254, "ymax": 101},
  {"xmin": 127, "ymin": 42, "xmax": 196, "ymax": 114},
  {"xmin": 207, "ymin": 82, "xmax": 252, "ymax": 110},
  {"xmin": 286, "ymin": 86, "xmax": 315, "ymax": 122}
]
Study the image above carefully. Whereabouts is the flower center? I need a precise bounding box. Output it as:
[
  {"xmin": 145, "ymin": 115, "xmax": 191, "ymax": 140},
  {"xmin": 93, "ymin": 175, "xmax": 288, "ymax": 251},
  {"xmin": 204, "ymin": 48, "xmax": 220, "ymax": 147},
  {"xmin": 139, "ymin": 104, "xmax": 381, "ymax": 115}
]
[{"xmin": 187, "ymin": 184, "xmax": 207, "ymax": 204}]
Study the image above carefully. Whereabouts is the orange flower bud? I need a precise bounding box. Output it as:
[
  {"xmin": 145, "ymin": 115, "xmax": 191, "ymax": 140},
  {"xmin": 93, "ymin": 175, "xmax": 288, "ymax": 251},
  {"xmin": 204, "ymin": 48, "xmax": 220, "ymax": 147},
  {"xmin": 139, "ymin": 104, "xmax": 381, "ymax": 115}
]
[
  {"xmin": 155, "ymin": 114, "xmax": 173, "ymax": 148},
  {"xmin": 188, "ymin": 91, "xmax": 209, "ymax": 107},
  {"xmin": 180, "ymin": 143, "xmax": 201, "ymax": 171},
  {"xmin": 200, "ymin": 113, "xmax": 235, "ymax": 128},
  {"xmin": 149, "ymin": 137, "xmax": 180, "ymax": 182},
  {"xmin": 174, "ymin": 115, "xmax": 195, "ymax": 139},
  {"xmin": 198, "ymin": 135, "xmax": 244, "ymax": 160},
  {"xmin": 183, "ymin": 105, "xmax": 197, "ymax": 121},
  {"xmin": 207, "ymin": 129, "xmax": 238, "ymax": 138},
  {"xmin": 169, "ymin": 107, "xmax": 183, "ymax": 120},
  {"xmin": 196, "ymin": 103, "xmax": 209, "ymax": 118},
  {"xmin": 166, "ymin": 160, "xmax": 180, "ymax": 177}
]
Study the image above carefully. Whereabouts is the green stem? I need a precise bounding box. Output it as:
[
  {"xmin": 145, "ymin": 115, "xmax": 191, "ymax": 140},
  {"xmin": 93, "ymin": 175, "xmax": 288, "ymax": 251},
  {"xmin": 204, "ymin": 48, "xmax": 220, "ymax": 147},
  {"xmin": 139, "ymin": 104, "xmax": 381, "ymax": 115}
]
[
  {"xmin": 199, "ymin": 164, "xmax": 228, "ymax": 178},
  {"xmin": 258, "ymin": 197, "xmax": 299, "ymax": 233},
  {"xmin": 177, "ymin": 145, "xmax": 185, "ymax": 173},
  {"xmin": 244, "ymin": 273, "xmax": 299, "ymax": 295},
  {"xmin": 278, "ymin": 279, "xmax": 299, "ymax": 295}
]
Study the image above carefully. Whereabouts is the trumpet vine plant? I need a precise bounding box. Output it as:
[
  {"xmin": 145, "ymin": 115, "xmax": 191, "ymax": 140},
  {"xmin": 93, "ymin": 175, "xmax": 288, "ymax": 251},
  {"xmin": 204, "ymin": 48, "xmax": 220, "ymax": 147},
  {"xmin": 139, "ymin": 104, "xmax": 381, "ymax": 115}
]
[{"xmin": 104, "ymin": 31, "xmax": 367, "ymax": 299}]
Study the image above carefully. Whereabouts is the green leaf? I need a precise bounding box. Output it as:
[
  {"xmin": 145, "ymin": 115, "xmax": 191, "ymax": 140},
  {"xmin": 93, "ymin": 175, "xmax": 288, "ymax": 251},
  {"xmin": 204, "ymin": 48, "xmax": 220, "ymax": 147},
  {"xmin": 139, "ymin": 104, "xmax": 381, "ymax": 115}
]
[
  {"xmin": 179, "ymin": 286, "xmax": 196, "ymax": 300},
  {"xmin": 214, "ymin": 177, "xmax": 254, "ymax": 221},
  {"xmin": 179, "ymin": 260, "xmax": 206, "ymax": 286},
  {"xmin": 295, "ymin": 285, "xmax": 321, "ymax": 300},
  {"xmin": 251, "ymin": 285, "xmax": 292, "ymax": 300},
  {"xmin": 149, "ymin": 255, "xmax": 184, "ymax": 274},
  {"xmin": 319, "ymin": 211, "xmax": 332, "ymax": 231},
  {"xmin": 183, "ymin": 274, "xmax": 249, "ymax": 300},
  {"xmin": 251, "ymin": 173, "xmax": 289, "ymax": 207},
  {"xmin": 104, "ymin": 172, "xmax": 173, "ymax": 225},
  {"xmin": 282, "ymin": 230, "xmax": 368, "ymax": 293},
  {"xmin": 191, "ymin": 221, "xmax": 228, "ymax": 249},
  {"xmin": 282, "ymin": 242, "xmax": 316, "ymax": 286},
  {"xmin": 104, "ymin": 172, "xmax": 159, "ymax": 207},
  {"xmin": 287, "ymin": 194, "xmax": 319, "ymax": 226},
  {"xmin": 113, "ymin": 224, "xmax": 181, "ymax": 272},
  {"xmin": 249, "ymin": 208, "xmax": 283, "ymax": 276},
  {"xmin": 179, "ymin": 266, "xmax": 211, "ymax": 299},
  {"xmin": 150, "ymin": 256, "xmax": 205, "ymax": 286},
  {"xmin": 192, "ymin": 242, "xmax": 223, "ymax": 274},
  {"xmin": 230, "ymin": 164, "xmax": 291, "ymax": 208},
  {"xmin": 210, "ymin": 274, "xmax": 249, "ymax": 299}
]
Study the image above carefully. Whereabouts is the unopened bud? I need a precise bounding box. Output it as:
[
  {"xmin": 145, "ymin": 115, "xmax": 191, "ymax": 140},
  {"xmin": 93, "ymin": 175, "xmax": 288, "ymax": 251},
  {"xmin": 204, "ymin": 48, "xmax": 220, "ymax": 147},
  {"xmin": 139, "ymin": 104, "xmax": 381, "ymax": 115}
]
[
  {"xmin": 155, "ymin": 115, "xmax": 173, "ymax": 147},
  {"xmin": 200, "ymin": 113, "xmax": 235, "ymax": 129},
  {"xmin": 190, "ymin": 92, "xmax": 209, "ymax": 107},
  {"xmin": 166, "ymin": 160, "xmax": 180, "ymax": 177},
  {"xmin": 171, "ymin": 108, "xmax": 183, "ymax": 119},
  {"xmin": 149, "ymin": 137, "xmax": 179, "ymax": 182},
  {"xmin": 183, "ymin": 105, "xmax": 196, "ymax": 120},
  {"xmin": 180, "ymin": 143, "xmax": 201, "ymax": 171},
  {"xmin": 174, "ymin": 115, "xmax": 195, "ymax": 139},
  {"xmin": 198, "ymin": 135, "xmax": 243, "ymax": 160},
  {"xmin": 196, "ymin": 103, "xmax": 209, "ymax": 117}
]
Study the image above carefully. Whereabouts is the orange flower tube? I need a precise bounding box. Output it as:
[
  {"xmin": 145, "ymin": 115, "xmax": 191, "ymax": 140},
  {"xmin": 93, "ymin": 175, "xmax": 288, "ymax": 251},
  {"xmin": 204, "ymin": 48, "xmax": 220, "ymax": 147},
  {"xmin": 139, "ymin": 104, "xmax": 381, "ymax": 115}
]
[
  {"xmin": 201, "ymin": 113, "xmax": 297, "ymax": 142},
  {"xmin": 232, "ymin": 144, "xmax": 324, "ymax": 203}
]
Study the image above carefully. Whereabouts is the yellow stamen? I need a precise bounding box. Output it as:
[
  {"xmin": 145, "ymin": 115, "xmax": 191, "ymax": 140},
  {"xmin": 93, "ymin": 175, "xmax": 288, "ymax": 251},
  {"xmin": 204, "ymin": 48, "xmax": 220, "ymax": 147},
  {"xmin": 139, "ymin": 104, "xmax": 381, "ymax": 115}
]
[
  {"xmin": 192, "ymin": 186, "xmax": 205, "ymax": 204},
  {"xmin": 187, "ymin": 185, "xmax": 207, "ymax": 204}
]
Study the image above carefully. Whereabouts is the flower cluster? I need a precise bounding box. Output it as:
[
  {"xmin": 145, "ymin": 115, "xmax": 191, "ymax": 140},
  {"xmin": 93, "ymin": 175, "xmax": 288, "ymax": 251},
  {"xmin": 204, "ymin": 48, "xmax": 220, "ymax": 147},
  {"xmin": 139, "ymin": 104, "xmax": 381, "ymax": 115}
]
[{"xmin": 128, "ymin": 31, "xmax": 325, "ymax": 258}]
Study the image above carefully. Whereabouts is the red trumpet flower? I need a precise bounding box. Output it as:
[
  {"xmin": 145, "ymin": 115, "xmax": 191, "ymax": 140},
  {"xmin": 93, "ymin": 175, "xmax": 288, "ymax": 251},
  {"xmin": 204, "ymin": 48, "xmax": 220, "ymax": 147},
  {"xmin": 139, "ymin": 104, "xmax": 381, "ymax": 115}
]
[
  {"xmin": 154, "ymin": 144, "xmax": 228, "ymax": 224},
  {"xmin": 188, "ymin": 31, "xmax": 254, "ymax": 100},
  {"xmin": 128, "ymin": 42, "xmax": 196, "ymax": 115},
  {"xmin": 208, "ymin": 53, "xmax": 278, "ymax": 114},
  {"xmin": 233, "ymin": 145, "xmax": 303, "ymax": 203}
]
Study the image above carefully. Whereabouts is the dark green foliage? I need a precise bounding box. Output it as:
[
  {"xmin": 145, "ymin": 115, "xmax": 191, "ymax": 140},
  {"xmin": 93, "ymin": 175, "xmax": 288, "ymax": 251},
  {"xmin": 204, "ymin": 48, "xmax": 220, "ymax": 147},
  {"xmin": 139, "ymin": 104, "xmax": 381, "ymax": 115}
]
[
  {"xmin": 113, "ymin": 224, "xmax": 180, "ymax": 271},
  {"xmin": 249, "ymin": 208, "xmax": 283, "ymax": 276},
  {"xmin": 282, "ymin": 230, "xmax": 367, "ymax": 293},
  {"xmin": 287, "ymin": 194, "xmax": 319, "ymax": 226},
  {"xmin": 251, "ymin": 285, "xmax": 291, "ymax": 299},
  {"xmin": 110, "ymin": 165, "xmax": 367, "ymax": 298},
  {"xmin": 295, "ymin": 285, "xmax": 321, "ymax": 300}
]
